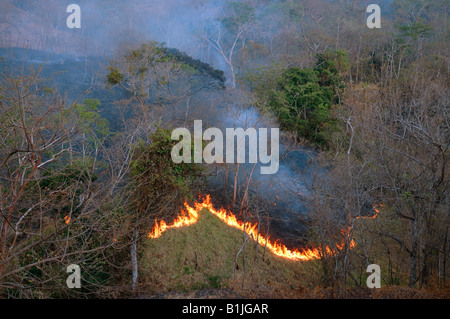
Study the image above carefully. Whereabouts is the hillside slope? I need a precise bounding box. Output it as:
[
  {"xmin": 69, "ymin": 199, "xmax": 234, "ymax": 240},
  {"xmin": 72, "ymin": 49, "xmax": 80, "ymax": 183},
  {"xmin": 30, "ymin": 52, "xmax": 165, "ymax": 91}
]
[
  {"xmin": 140, "ymin": 208, "xmax": 319, "ymax": 298},
  {"xmin": 139, "ymin": 207, "xmax": 449, "ymax": 299}
]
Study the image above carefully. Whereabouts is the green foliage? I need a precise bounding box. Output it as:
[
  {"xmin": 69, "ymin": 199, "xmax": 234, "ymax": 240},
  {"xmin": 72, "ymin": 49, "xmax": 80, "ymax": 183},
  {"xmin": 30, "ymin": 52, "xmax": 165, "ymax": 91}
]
[
  {"xmin": 129, "ymin": 127, "xmax": 203, "ymax": 216},
  {"xmin": 243, "ymin": 63, "xmax": 285, "ymax": 93},
  {"xmin": 164, "ymin": 47, "xmax": 226, "ymax": 87},
  {"xmin": 206, "ymin": 274, "xmax": 223, "ymax": 288},
  {"xmin": 70, "ymin": 99, "xmax": 109, "ymax": 138},
  {"xmin": 222, "ymin": 1, "xmax": 256, "ymax": 31},
  {"xmin": 40, "ymin": 159, "xmax": 96, "ymax": 190},
  {"xmin": 271, "ymin": 67, "xmax": 333, "ymax": 146},
  {"xmin": 247, "ymin": 50, "xmax": 348, "ymax": 147},
  {"xmin": 392, "ymin": 22, "xmax": 434, "ymax": 65},
  {"xmin": 397, "ymin": 22, "xmax": 433, "ymax": 41},
  {"xmin": 106, "ymin": 41, "xmax": 225, "ymax": 106},
  {"xmin": 314, "ymin": 49, "xmax": 349, "ymax": 103},
  {"xmin": 106, "ymin": 66, "xmax": 123, "ymax": 85}
]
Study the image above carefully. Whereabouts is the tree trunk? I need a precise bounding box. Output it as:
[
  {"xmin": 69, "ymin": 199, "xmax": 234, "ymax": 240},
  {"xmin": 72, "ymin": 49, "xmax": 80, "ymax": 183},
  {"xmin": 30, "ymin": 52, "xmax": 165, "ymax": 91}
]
[
  {"xmin": 131, "ymin": 229, "xmax": 139, "ymax": 293},
  {"xmin": 409, "ymin": 218, "xmax": 419, "ymax": 287}
]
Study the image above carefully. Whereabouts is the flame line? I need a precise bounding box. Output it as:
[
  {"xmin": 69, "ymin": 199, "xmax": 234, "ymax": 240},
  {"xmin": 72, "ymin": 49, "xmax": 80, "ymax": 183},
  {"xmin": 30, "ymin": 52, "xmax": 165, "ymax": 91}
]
[{"xmin": 148, "ymin": 195, "xmax": 379, "ymax": 261}]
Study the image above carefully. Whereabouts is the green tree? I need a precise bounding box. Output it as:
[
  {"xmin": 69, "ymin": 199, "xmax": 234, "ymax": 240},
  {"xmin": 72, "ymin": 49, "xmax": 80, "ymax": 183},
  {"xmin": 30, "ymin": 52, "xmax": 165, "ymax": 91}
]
[
  {"xmin": 129, "ymin": 127, "xmax": 203, "ymax": 217},
  {"xmin": 314, "ymin": 49, "xmax": 349, "ymax": 104},
  {"xmin": 246, "ymin": 50, "xmax": 348, "ymax": 147},
  {"xmin": 126, "ymin": 127, "xmax": 204, "ymax": 292},
  {"xmin": 269, "ymin": 67, "xmax": 334, "ymax": 146}
]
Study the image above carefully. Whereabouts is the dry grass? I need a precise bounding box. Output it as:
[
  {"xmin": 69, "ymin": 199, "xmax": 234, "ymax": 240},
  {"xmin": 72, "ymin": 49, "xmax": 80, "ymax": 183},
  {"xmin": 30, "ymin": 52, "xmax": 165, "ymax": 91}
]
[
  {"xmin": 139, "ymin": 208, "xmax": 320, "ymax": 297},
  {"xmin": 138, "ymin": 208, "xmax": 449, "ymax": 299}
]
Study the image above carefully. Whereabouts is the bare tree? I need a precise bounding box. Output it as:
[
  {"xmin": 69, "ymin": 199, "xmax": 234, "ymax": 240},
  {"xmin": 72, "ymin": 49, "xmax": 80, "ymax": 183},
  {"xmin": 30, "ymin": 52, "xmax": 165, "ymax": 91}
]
[
  {"xmin": 0, "ymin": 64, "xmax": 123, "ymax": 297},
  {"xmin": 201, "ymin": 1, "xmax": 255, "ymax": 88}
]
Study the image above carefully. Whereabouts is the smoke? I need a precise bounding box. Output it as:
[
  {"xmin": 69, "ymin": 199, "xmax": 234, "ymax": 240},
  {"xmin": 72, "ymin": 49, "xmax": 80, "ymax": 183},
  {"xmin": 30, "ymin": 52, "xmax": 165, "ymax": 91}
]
[
  {"xmin": 0, "ymin": 0, "xmax": 235, "ymax": 73},
  {"xmin": 163, "ymin": 88, "xmax": 322, "ymax": 246},
  {"xmin": 0, "ymin": 0, "xmax": 330, "ymax": 246}
]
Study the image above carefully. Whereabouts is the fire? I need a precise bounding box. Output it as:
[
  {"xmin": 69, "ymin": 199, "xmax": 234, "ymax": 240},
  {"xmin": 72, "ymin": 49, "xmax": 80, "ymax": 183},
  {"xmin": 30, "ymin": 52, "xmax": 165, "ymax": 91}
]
[
  {"xmin": 148, "ymin": 205, "xmax": 199, "ymax": 239},
  {"xmin": 64, "ymin": 215, "xmax": 71, "ymax": 224},
  {"xmin": 373, "ymin": 203, "xmax": 383, "ymax": 215},
  {"xmin": 148, "ymin": 195, "xmax": 380, "ymax": 261}
]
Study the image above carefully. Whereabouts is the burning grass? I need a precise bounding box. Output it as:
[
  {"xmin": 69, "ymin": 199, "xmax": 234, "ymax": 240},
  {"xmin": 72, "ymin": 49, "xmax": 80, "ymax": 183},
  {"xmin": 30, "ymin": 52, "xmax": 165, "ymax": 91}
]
[
  {"xmin": 139, "ymin": 202, "xmax": 448, "ymax": 299},
  {"xmin": 148, "ymin": 195, "xmax": 339, "ymax": 261},
  {"xmin": 140, "ymin": 207, "xmax": 322, "ymax": 296}
]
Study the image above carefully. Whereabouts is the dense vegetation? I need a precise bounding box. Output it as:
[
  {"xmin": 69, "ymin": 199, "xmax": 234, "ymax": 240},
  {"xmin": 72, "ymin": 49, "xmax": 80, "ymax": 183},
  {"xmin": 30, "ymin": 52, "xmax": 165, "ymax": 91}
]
[{"xmin": 246, "ymin": 49, "xmax": 348, "ymax": 146}]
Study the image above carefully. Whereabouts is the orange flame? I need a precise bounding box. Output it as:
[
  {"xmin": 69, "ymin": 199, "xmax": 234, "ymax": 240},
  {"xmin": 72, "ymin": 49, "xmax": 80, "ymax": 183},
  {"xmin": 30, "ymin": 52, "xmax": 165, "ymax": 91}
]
[
  {"xmin": 364, "ymin": 203, "xmax": 382, "ymax": 218},
  {"xmin": 148, "ymin": 195, "xmax": 381, "ymax": 261},
  {"xmin": 373, "ymin": 203, "xmax": 383, "ymax": 214},
  {"xmin": 64, "ymin": 215, "xmax": 71, "ymax": 224}
]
